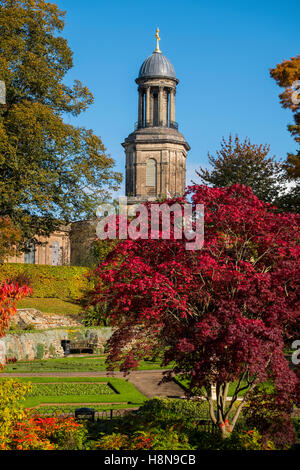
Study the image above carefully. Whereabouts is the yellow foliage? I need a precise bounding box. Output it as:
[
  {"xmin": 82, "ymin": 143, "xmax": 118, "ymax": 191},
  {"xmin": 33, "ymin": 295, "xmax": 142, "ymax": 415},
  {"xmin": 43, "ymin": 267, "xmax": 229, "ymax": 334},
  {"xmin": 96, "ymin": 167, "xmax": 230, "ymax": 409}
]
[{"xmin": 0, "ymin": 380, "xmax": 31, "ymax": 449}]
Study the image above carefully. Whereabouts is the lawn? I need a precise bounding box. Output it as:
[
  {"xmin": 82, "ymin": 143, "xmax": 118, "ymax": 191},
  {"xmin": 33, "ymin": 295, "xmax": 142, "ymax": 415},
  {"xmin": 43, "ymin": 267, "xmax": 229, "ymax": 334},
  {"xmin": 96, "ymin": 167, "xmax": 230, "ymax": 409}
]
[
  {"xmin": 16, "ymin": 297, "xmax": 82, "ymax": 317},
  {"xmin": 0, "ymin": 376, "xmax": 147, "ymax": 411},
  {"xmin": 2, "ymin": 355, "xmax": 171, "ymax": 373}
]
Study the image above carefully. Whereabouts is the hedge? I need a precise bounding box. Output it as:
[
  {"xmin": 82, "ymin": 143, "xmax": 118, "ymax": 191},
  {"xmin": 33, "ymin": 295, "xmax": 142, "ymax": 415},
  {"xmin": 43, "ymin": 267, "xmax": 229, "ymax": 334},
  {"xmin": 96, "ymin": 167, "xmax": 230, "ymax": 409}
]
[{"xmin": 0, "ymin": 263, "xmax": 92, "ymax": 300}]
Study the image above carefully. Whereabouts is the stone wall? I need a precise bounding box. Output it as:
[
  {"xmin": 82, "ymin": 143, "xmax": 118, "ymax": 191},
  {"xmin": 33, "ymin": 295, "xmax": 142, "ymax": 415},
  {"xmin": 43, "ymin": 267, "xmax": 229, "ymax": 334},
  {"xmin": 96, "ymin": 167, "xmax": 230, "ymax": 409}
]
[
  {"xmin": 1, "ymin": 327, "xmax": 114, "ymax": 362},
  {"xmin": 68, "ymin": 327, "xmax": 114, "ymax": 350},
  {"xmin": 2, "ymin": 329, "xmax": 68, "ymax": 361}
]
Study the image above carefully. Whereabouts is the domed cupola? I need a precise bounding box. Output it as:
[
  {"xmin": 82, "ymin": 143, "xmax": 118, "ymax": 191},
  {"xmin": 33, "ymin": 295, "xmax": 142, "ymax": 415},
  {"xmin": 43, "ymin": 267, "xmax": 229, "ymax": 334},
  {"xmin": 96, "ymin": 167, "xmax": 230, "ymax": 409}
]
[
  {"xmin": 138, "ymin": 52, "xmax": 176, "ymax": 80},
  {"xmin": 134, "ymin": 29, "xmax": 180, "ymax": 130},
  {"xmin": 137, "ymin": 28, "xmax": 178, "ymax": 83}
]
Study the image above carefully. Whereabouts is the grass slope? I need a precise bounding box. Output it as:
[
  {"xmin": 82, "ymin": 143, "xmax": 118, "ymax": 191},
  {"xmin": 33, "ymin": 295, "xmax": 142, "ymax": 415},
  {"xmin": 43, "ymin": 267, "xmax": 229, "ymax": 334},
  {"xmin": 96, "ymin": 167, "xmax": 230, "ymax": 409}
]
[{"xmin": 17, "ymin": 297, "xmax": 82, "ymax": 316}]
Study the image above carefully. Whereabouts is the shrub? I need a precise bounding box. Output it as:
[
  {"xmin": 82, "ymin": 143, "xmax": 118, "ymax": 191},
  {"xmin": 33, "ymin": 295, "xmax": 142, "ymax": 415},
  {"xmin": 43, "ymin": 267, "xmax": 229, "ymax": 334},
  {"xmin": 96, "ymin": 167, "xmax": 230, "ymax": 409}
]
[
  {"xmin": 8, "ymin": 416, "xmax": 54, "ymax": 450},
  {"xmin": 8, "ymin": 272, "xmax": 33, "ymax": 288},
  {"xmin": 7, "ymin": 414, "xmax": 87, "ymax": 450},
  {"xmin": 0, "ymin": 264, "xmax": 92, "ymax": 300},
  {"xmin": 0, "ymin": 281, "xmax": 31, "ymax": 339},
  {"xmin": 137, "ymin": 398, "xmax": 207, "ymax": 421},
  {"xmin": 243, "ymin": 389, "xmax": 296, "ymax": 449},
  {"xmin": 92, "ymin": 398, "xmax": 279, "ymax": 451},
  {"xmin": 94, "ymin": 420, "xmax": 275, "ymax": 450},
  {"xmin": 95, "ymin": 432, "xmax": 130, "ymax": 450},
  {"xmin": 91, "ymin": 239, "xmax": 120, "ymax": 265},
  {"xmin": 223, "ymin": 429, "xmax": 276, "ymax": 450},
  {"xmin": 194, "ymin": 429, "xmax": 276, "ymax": 450},
  {"xmin": 94, "ymin": 399, "xmax": 207, "ymax": 450},
  {"xmin": 5, "ymin": 357, "xmax": 17, "ymax": 364},
  {"xmin": 292, "ymin": 418, "xmax": 300, "ymax": 444},
  {"xmin": 82, "ymin": 302, "xmax": 111, "ymax": 327},
  {"xmin": 95, "ymin": 430, "xmax": 193, "ymax": 450},
  {"xmin": 34, "ymin": 415, "xmax": 87, "ymax": 450},
  {"xmin": 36, "ymin": 343, "xmax": 45, "ymax": 360},
  {"xmin": 0, "ymin": 380, "xmax": 32, "ymax": 449}
]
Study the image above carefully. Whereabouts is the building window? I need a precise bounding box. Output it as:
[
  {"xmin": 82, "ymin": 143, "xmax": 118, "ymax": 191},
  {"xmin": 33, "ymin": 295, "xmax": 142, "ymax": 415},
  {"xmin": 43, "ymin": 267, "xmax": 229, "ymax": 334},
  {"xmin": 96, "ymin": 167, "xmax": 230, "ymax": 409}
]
[
  {"xmin": 51, "ymin": 240, "xmax": 61, "ymax": 266},
  {"xmin": 146, "ymin": 158, "xmax": 157, "ymax": 191},
  {"xmin": 24, "ymin": 243, "xmax": 35, "ymax": 264}
]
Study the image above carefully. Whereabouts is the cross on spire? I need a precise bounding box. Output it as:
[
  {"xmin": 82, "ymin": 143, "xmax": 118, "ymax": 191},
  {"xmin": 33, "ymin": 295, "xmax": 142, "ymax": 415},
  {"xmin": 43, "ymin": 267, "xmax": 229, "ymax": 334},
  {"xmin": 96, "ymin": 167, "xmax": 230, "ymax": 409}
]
[{"xmin": 154, "ymin": 27, "xmax": 161, "ymax": 53}]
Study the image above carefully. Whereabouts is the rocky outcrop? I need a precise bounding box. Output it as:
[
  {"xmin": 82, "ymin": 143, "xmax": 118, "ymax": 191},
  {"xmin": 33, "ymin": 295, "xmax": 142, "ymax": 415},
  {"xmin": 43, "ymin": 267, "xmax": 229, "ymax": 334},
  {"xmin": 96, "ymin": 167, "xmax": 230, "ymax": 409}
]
[{"xmin": 13, "ymin": 308, "xmax": 82, "ymax": 330}]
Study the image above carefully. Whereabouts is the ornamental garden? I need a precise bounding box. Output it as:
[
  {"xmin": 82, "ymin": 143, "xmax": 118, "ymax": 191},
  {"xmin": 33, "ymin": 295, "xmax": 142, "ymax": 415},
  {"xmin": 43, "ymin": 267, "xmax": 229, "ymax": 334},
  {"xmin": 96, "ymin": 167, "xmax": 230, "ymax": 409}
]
[{"xmin": 0, "ymin": 185, "xmax": 299, "ymax": 451}]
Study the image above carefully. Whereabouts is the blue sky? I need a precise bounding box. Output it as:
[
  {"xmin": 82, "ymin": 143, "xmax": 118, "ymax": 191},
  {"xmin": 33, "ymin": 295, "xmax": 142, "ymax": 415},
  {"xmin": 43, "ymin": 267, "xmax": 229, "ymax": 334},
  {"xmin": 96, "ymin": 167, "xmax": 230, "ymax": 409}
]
[{"xmin": 56, "ymin": 0, "xmax": 300, "ymax": 198}]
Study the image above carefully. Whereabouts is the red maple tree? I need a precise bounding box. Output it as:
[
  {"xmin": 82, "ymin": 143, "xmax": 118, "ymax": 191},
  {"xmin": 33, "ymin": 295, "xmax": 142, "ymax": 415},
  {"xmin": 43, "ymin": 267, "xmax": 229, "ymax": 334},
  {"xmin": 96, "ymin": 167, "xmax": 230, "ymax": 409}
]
[
  {"xmin": 0, "ymin": 282, "xmax": 31, "ymax": 339},
  {"xmin": 91, "ymin": 184, "xmax": 300, "ymax": 438}
]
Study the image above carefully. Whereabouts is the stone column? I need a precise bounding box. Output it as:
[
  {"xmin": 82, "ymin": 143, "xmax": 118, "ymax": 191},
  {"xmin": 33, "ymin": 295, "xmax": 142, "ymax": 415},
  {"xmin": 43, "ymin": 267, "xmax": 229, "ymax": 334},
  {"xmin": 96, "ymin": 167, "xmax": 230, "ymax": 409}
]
[
  {"xmin": 142, "ymin": 92, "xmax": 145, "ymax": 127},
  {"xmin": 158, "ymin": 86, "xmax": 163, "ymax": 126},
  {"xmin": 138, "ymin": 89, "xmax": 143, "ymax": 128},
  {"xmin": 125, "ymin": 153, "xmax": 130, "ymax": 195},
  {"xmin": 166, "ymin": 90, "xmax": 169, "ymax": 126},
  {"xmin": 150, "ymin": 89, "xmax": 154, "ymax": 126},
  {"xmin": 145, "ymin": 86, "xmax": 150, "ymax": 127},
  {"xmin": 132, "ymin": 152, "xmax": 136, "ymax": 196},
  {"xmin": 170, "ymin": 88, "xmax": 175, "ymax": 126}
]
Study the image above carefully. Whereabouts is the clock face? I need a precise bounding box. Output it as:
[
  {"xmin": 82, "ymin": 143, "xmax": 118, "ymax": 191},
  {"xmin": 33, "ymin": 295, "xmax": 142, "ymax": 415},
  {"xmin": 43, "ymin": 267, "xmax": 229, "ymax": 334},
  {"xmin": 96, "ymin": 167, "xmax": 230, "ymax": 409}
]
[{"xmin": 0, "ymin": 80, "xmax": 6, "ymax": 104}]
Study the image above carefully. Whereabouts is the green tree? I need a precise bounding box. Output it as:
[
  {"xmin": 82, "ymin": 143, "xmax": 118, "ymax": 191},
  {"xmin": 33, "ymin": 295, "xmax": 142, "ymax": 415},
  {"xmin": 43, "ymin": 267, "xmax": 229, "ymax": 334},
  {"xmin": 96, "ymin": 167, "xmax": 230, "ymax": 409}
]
[
  {"xmin": 194, "ymin": 135, "xmax": 281, "ymax": 204},
  {"xmin": 0, "ymin": 0, "xmax": 122, "ymax": 243},
  {"xmin": 0, "ymin": 216, "xmax": 22, "ymax": 261}
]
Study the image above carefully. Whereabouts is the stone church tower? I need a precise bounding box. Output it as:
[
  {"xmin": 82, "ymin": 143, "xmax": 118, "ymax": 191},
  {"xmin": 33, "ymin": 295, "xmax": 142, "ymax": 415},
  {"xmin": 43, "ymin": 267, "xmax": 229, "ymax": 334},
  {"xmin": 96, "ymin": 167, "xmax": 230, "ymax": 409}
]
[{"xmin": 122, "ymin": 29, "xmax": 190, "ymax": 203}]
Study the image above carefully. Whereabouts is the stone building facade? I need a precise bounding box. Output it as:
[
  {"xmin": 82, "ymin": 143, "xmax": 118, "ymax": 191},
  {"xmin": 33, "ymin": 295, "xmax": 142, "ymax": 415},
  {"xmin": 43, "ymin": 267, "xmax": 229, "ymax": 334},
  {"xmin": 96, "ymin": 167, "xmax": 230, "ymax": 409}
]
[
  {"xmin": 6, "ymin": 226, "xmax": 71, "ymax": 266},
  {"xmin": 5, "ymin": 221, "xmax": 99, "ymax": 267},
  {"xmin": 123, "ymin": 29, "xmax": 190, "ymax": 203}
]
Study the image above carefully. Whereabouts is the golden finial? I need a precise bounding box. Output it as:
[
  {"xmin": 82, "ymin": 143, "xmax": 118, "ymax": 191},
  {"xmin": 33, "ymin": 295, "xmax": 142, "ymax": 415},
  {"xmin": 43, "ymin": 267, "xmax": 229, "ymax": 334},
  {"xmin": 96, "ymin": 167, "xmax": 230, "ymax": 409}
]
[{"xmin": 154, "ymin": 27, "xmax": 161, "ymax": 53}]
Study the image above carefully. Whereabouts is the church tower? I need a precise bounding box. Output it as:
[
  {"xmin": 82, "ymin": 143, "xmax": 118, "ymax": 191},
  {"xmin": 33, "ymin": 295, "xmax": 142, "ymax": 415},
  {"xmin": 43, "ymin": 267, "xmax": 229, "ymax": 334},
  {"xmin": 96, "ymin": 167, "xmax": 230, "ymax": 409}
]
[{"xmin": 122, "ymin": 29, "xmax": 190, "ymax": 203}]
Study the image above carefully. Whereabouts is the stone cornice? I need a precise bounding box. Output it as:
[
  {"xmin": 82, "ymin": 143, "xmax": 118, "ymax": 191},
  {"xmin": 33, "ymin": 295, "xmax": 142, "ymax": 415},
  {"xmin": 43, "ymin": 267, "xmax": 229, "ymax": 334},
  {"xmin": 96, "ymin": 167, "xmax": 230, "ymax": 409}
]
[{"xmin": 122, "ymin": 128, "xmax": 191, "ymax": 152}]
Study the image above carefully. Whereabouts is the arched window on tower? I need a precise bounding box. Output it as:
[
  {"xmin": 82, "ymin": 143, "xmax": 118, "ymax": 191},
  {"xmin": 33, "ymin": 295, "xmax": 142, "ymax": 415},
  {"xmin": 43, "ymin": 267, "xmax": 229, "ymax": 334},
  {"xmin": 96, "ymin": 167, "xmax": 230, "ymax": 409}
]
[{"xmin": 146, "ymin": 158, "xmax": 157, "ymax": 195}]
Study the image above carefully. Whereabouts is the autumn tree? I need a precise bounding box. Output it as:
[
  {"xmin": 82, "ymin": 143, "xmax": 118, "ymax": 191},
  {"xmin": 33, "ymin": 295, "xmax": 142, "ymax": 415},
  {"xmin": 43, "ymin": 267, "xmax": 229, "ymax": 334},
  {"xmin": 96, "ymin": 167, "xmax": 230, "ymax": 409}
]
[
  {"xmin": 270, "ymin": 55, "xmax": 300, "ymax": 211},
  {"xmin": 90, "ymin": 185, "xmax": 300, "ymax": 439},
  {"xmin": 0, "ymin": 216, "xmax": 22, "ymax": 262},
  {"xmin": 194, "ymin": 135, "xmax": 281, "ymax": 204},
  {"xmin": 0, "ymin": 0, "xmax": 122, "ymax": 244},
  {"xmin": 0, "ymin": 281, "xmax": 31, "ymax": 338}
]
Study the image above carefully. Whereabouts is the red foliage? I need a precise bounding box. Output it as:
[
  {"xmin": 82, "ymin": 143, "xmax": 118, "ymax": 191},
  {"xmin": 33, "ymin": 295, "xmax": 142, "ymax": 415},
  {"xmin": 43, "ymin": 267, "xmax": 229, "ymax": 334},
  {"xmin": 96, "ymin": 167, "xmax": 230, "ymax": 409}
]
[
  {"xmin": 6, "ymin": 413, "xmax": 82, "ymax": 450},
  {"xmin": 0, "ymin": 281, "xmax": 32, "ymax": 338},
  {"xmin": 91, "ymin": 184, "xmax": 300, "ymax": 410}
]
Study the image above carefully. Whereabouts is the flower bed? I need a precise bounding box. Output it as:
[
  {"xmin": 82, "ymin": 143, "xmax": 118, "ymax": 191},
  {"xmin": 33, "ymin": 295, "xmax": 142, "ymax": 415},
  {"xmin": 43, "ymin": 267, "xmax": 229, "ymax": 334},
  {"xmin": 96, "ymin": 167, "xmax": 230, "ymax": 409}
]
[{"xmin": 29, "ymin": 382, "xmax": 114, "ymax": 397}]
